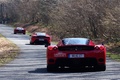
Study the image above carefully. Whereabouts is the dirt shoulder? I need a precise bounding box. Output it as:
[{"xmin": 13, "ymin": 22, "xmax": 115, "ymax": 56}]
[{"xmin": 0, "ymin": 34, "xmax": 19, "ymax": 66}]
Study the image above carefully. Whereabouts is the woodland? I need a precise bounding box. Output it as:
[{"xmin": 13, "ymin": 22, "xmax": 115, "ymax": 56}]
[{"xmin": 0, "ymin": 0, "xmax": 120, "ymax": 43}]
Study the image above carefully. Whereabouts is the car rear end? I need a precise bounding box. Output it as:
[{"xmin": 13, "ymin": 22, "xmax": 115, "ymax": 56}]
[
  {"xmin": 14, "ymin": 28, "xmax": 26, "ymax": 34},
  {"xmin": 30, "ymin": 35, "xmax": 50, "ymax": 45},
  {"xmin": 47, "ymin": 45, "xmax": 106, "ymax": 70}
]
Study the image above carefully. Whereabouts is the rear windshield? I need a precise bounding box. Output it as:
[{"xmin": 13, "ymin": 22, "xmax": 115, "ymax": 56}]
[
  {"xmin": 36, "ymin": 32, "xmax": 46, "ymax": 36},
  {"xmin": 17, "ymin": 27, "xmax": 24, "ymax": 30},
  {"xmin": 63, "ymin": 38, "xmax": 89, "ymax": 45}
]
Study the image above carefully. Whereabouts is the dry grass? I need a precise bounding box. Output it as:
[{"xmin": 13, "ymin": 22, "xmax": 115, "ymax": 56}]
[
  {"xmin": 0, "ymin": 34, "xmax": 19, "ymax": 66},
  {"xmin": 106, "ymin": 42, "xmax": 120, "ymax": 61}
]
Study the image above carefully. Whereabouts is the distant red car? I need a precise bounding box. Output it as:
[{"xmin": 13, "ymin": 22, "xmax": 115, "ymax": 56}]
[
  {"xmin": 46, "ymin": 38, "xmax": 106, "ymax": 71},
  {"xmin": 30, "ymin": 32, "xmax": 51, "ymax": 47},
  {"xmin": 14, "ymin": 27, "xmax": 26, "ymax": 34}
]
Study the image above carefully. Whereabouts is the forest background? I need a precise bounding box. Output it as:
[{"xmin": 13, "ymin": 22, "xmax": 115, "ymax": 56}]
[{"xmin": 0, "ymin": 0, "xmax": 120, "ymax": 45}]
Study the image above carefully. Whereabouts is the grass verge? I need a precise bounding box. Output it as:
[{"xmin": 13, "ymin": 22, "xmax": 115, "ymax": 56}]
[
  {"xmin": 0, "ymin": 34, "xmax": 19, "ymax": 66},
  {"xmin": 107, "ymin": 52, "xmax": 120, "ymax": 61},
  {"xmin": 105, "ymin": 42, "xmax": 120, "ymax": 61}
]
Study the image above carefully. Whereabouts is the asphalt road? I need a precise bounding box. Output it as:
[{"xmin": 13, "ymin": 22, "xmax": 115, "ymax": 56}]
[{"xmin": 0, "ymin": 24, "xmax": 120, "ymax": 80}]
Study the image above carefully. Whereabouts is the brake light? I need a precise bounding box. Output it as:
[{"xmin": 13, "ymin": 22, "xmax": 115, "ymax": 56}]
[
  {"xmin": 48, "ymin": 46, "xmax": 58, "ymax": 51},
  {"xmin": 45, "ymin": 37, "xmax": 50, "ymax": 42},
  {"xmin": 32, "ymin": 36, "xmax": 37, "ymax": 38},
  {"xmin": 95, "ymin": 46, "xmax": 104, "ymax": 50},
  {"xmin": 99, "ymin": 46, "xmax": 104, "ymax": 50},
  {"xmin": 53, "ymin": 47, "xmax": 57, "ymax": 50},
  {"xmin": 95, "ymin": 46, "xmax": 100, "ymax": 50},
  {"xmin": 48, "ymin": 47, "xmax": 53, "ymax": 50}
]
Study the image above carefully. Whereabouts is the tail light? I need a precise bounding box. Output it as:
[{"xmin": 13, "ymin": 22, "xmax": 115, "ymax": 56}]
[
  {"xmin": 99, "ymin": 46, "xmax": 104, "ymax": 50},
  {"xmin": 95, "ymin": 46, "xmax": 104, "ymax": 50},
  {"xmin": 45, "ymin": 37, "xmax": 50, "ymax": 42},
  {"xmin": 48, "ymin": 46, "xmax": 58, "ymax": 51},
  {"xmin": 95, "ymin": 46, "xmax": 100, "ymax": 50},
  {"xmin": 32, "ymin": 36, "xmax": 37, "ymax": 38}
]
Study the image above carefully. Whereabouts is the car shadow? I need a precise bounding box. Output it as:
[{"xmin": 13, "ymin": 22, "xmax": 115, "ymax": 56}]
[
  {"xmin": 28, "ymin": 68, "xmax": 99, "ymax": 74},
  {"xmin": 25, "ymin": 44, "xmax": 31, "ymax": 45},
  {"xmin": 25, "ymin": 44, "xmax": 45, "ymax": 46},
  {"xmin": 28, "ymin": 68, "xmax": 48, "ymax": 73}
]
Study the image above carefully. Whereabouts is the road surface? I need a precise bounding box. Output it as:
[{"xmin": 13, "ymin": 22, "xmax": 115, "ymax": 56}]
[{"xmin": 0, "ymin": 24, "xmax": 120, "ymax": 80}]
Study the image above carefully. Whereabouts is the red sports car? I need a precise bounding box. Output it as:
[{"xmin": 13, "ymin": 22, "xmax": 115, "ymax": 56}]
[
  {"xmin": 30, "ymin": 32, "xmax": 51, "ymax": 47},
  {"xmin": 14, "ymin": 27, "xmax": 26, "ymax": 34},
  {"xmin": 46, "ymin": 38, "xmax": 106, "ymax": 71}
]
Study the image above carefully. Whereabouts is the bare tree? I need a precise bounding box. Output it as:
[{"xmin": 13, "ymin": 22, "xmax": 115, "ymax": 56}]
[{"xmin": 1, "ymin": 0, "xmax": 120, "ymax": 42}]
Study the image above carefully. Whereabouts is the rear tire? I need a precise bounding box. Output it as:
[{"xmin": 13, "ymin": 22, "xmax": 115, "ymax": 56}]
[
  {"xmin": 47, "ymin": 65, "xmax": 57, "ymax": 72},
  {"xmin": 30, "ymin": 42, "xmax": 34, "ymax": 45},
  {"xmin": 95, "ymin": 65, "xmax": 106, "ymax": 71}
]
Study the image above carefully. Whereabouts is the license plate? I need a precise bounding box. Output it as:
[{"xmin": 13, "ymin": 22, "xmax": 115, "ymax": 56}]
[
  {"xmin": 39, "ymin": 39, "xmax": 44, "ymax": 41},
  {"xmin": 18, "ymin": 30, "xmax": 22, "ymax": 32},
  {"xmin": 68, "ymin": 54, "xmax": 84, "ymax": 58}
]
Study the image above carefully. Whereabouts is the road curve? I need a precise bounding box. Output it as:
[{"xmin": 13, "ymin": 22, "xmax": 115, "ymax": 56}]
[{"xmin": 0, "ymin": 24, "xmax": 120, "ymax": 80}]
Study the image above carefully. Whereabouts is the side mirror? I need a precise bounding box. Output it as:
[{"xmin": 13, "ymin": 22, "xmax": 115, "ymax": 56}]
[
  {"xmin": 101, "ymin": 42, "xmax": 104, "ymax": 45},
  {"xmin": 45, "ymin": 44, "xmax": 50, "ymax": 47},
  {"xmin": 45, "ymin": 44, "xmax": 48, "ymax": 47}
]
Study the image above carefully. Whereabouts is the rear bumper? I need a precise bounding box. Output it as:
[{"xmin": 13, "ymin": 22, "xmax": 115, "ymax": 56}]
[
  {"xmin": 48, "ymin": 58, "xmax": 105, "ymax": 67},
  {"xmin": 32, "ymin": 39, "xmax": 50, "ymax": 45},
  {"xmin": 14, "ymin": 30, "xmax": 25, "ymax": 33},
  {"xmin": 56, "ymin": 58, "xmax": 97, "ymax": 66}
]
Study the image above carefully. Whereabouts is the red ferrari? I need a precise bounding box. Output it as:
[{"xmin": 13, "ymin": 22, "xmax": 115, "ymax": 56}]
[
  {"xmin": 46, "ymin": 38, "xmax": 106, "ymax": 71},
  {"xmin": 30, "ymin": 32, "xmax": 51, "ymax": 47},
  {"xmin": 14, "ymin": 27, "xmax": 26, "ymax": 34}
]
